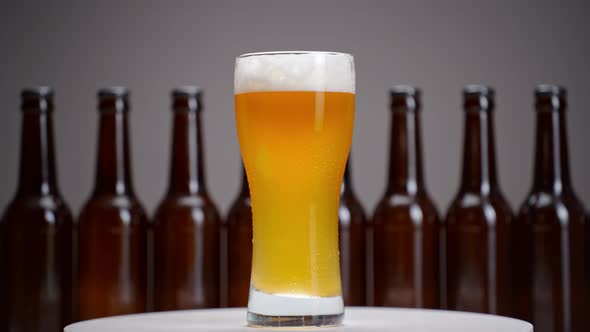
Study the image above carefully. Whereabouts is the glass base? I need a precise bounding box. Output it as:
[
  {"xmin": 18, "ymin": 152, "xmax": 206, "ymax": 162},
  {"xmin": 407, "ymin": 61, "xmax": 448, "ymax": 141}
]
[
  {"xmin": 247, "ymin": 287, "xmax": 344, "ymax": 328},
  {"xmin": 247, "ymin": 312, "xmax": 343, "ymax": 328}
]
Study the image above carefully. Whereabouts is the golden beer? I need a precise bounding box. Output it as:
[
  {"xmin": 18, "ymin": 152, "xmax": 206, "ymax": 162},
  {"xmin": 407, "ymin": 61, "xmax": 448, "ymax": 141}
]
[
  {"xmin": 236, "ymin": 91, "xmax": 354, "ymax": 296},
  {"xmin": 235, "ymin": 52, "xmax": 355, "ymax": 327}
]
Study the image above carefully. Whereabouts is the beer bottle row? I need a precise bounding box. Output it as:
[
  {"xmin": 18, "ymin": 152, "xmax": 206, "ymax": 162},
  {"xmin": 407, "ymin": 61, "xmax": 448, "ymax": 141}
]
[{"xmin": 1, "ymin": 85, "xmax": 588, "ymax": 332}]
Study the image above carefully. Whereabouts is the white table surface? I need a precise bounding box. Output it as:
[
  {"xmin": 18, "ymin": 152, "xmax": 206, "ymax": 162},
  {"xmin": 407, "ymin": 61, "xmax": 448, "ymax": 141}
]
[{"xmin": 65, "ymin": 307, "xmax": 533, "ymax": 332}]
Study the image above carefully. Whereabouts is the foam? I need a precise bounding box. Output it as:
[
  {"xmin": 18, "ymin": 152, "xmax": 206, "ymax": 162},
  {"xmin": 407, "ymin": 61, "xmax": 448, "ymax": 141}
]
[{"xmin": 235, "ymin": 51, "xmax": 355, "ymax": 94}]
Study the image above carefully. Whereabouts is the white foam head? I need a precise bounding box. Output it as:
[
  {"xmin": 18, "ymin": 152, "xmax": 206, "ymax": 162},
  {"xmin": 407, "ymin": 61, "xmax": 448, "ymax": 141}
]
[{"xmin": 234, "ymin": 51, "xmax": 355, "ymax": 94}]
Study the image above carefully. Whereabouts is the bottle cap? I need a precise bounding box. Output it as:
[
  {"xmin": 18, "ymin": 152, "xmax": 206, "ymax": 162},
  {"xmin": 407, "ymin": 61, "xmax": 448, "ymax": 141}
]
[
  {"xmin": 390, "ymin": 85, "xmax": 421, "ymax": 111},
  {"xmin": 98, "ymin": 87, "xmax": 130, "ymax": 112},
  {"xmin": 172, "ymin": 86, "xmax": 202, "ymax": 98},
  {"xmin": 98, "ymin": 86, "xmax": 129, "ymax": 99},
  {"xmin": 172, "ymin": 86, "xmax": 203, "ymax": 112},
  {"xmin": 463, "ymin": 85, "xmax": 495, "ymax": 111},
  {"xmin": 535, "ymin": 84, "xmax": 566, "ymax": 111},
  {"xmin": 21, "ymin": 86, "xmax": 54, "ymax": 112}
]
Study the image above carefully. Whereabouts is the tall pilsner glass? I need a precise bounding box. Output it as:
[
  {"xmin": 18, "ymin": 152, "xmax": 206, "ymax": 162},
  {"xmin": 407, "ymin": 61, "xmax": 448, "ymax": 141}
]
[{"xmin": 234, "ymin": 51, "xmax": 355, "ymax": 327}]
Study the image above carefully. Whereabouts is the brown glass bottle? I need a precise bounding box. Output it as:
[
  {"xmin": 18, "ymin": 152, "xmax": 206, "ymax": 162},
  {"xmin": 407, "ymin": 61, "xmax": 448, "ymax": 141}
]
[
  {"xmin": 513, "ymin": 85, "xmax": 588, "ymax": 332},
  {"xmin": 153, "ymin": 87, "xmax": 221, "ymax": 310},
  {"xmin": 444, "ymin": 86, "xmax": 512, "ymax": 315},
  {"xmin": 339, "ymin": 158, "xmax": 368, "ymax": 306},
  {"xmin": 372, "ymin": 86, "xmax": 440, "ymax": 309},
  {"xmin": 78, "ymin": 87, "xmax": 149, "ymax": 319},
  {"xmin": 226, "ymin": 165, "xmax": 252, "ymax": 307},
  {"xmin": 0, "ymin": 87, "xmax": 75, "ymax": 331}
]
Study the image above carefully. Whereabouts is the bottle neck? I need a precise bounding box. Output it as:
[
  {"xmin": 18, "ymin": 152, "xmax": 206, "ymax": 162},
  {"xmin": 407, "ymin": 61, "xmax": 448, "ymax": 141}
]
[
  {"xmin": 341, "ymin": 158, "xmax": 353, "ymax": 194},
  {"xmin": 167, "ymin": 111, "xmax": 207, "ymax": 195},
  {"xmin": 532, "ymin": 110, "xmax": 571, "ymax": 193},
  {"xmin": 239, "ymin": 166, "xmax": 250, "ymax": 198},
  {"xmin": 93, "ymin": 111, "xmax": 134, "ymax": 196},
  {"xmin": 17, "ymin": 111, "xmax": 58, "ymax": 197},
  {"xmin": 386, "ymin": 110, "xmax": 424, "ymax": 195},
  {"xmin": 459, "ymin": 110, "xmax": 498, "ymax": 194}
]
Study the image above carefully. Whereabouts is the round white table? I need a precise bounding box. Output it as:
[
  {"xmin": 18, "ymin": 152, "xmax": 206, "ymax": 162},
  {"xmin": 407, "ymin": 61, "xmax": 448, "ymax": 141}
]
[{"xmin": 65, "ymin": 307, "xmax": 533, "ymax": 331}]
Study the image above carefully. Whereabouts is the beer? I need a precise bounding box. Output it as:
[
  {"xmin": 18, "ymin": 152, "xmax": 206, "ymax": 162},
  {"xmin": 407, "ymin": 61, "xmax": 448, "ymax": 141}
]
[
  {"xmin": 444, "ymin": 86, "xmax": 512, "ymax": 315},
  {"xmin": 235, "ymin": 90, "xmax": 353, "ymax": 297},
  {"xmin": 153, "ymin": 87, "xmax": 221, "ymax": 310},
  {"xmin": 339, "ymin": 159, "xmax": 367, "ymax": 306},
  {"xmin": 372, "ymin": 86, "xmax": 440, "ymax": 309},
  {"xmin": 513, "ymin": 85, "xmax": 588, "ymax": 332},
  {"xmin": 0, "ymin": 87, "xmax": 75, "ymax": 331},
  {"xmin": 78, "ymin": 88, "xmax": 149, "ymax": 319},
  {"xmin": 235, "ymin": 51, "xmax": 354, "ymax": 326},
  {"xmin": 226, "ymin": 165, "xmax": 252, "ymax": 307}
]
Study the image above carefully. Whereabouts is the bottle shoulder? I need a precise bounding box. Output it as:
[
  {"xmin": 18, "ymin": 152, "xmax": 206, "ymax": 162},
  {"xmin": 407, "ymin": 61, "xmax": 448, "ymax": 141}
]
[
  {"xmin": 339, "ymin": 191, "xmax": 367, "ymax": 226},
  {"xmin": 374, "ymin": 192, "xmax": 438, "ymax": 214},
  {"xmin": 226, "ymin": 197, "xmax": 252, "ymax": 224},
  {"xmin": 79, "ymin": 194, "xmax": 148, "ymax": 225},
  {"xmin": 153, "ymin": 194, "xmax": 221, "ymax": 227},
  {"xmin": 445, "ymin": 191, "xmax": 513, "ymax": 226},
  {"xmin": 1, "ymin": 194, "xmax": 74, "ymax": 226},
  {"xmin": 156, "ymin": 193, "xmax": 220, "ymax": 210},
  {"xmin": 447, "ymin": 189, "xmax": 512, "ymax": 211},
  {"xmin": 519, "ymin": 189, "xmax": 585, "ymax": 209},
  {"xmin": 517, "ymin": 190, "xmax": 586, "ymax": 225},
  {"xmin": 372, "ymin": 192, "xmax": 440, "ymax": 226}
]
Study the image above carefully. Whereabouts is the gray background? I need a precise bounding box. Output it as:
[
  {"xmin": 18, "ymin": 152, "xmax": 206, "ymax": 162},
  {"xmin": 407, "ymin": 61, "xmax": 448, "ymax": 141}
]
[{"xmin": 1, "ymin": 0, "xmax": 588, "ymax": 218}]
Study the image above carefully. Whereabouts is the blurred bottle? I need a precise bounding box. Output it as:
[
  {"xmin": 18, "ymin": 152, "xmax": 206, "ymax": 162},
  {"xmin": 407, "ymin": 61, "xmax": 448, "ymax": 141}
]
[
  {"xmin": 372, "ymin": 86, "xmax": 440, "ymax": 308},
  {"xmin": 153, "ymin": 87, "xmax": 221, "ymax": 310},
  {"xmin": 513, "ymin": 85, "xmax": 588, "ymax": 332},
  {"xmin": 78, "ymin": 88, "xmax": 149, "ymax": 319},
  {"xmin": 339, "ymin": 158, "xmax": 368, "ymax": 306},
  {"xmin": 0, "ymin": 87, "xmax": 76, "ymax": 331},
  {"xmin": 444, "ymin": 86, "xmax": 512, "ymax": 315},
  {"xmin": 226, "ymin": 165, "xmax": 252, "ymax": 307}
]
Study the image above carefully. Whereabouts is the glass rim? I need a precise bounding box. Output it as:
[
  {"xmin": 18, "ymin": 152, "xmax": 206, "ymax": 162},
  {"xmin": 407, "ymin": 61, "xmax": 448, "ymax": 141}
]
[{"xmin": 237, "ymin": 51, "xmax": 353, "ymax": 59}]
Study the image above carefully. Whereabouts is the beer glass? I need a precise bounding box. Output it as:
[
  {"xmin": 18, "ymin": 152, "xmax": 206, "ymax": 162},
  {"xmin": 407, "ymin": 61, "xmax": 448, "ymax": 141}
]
[{"xmin": 234, "ymin": 51, "xmax": 355, "ymax": 327}]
